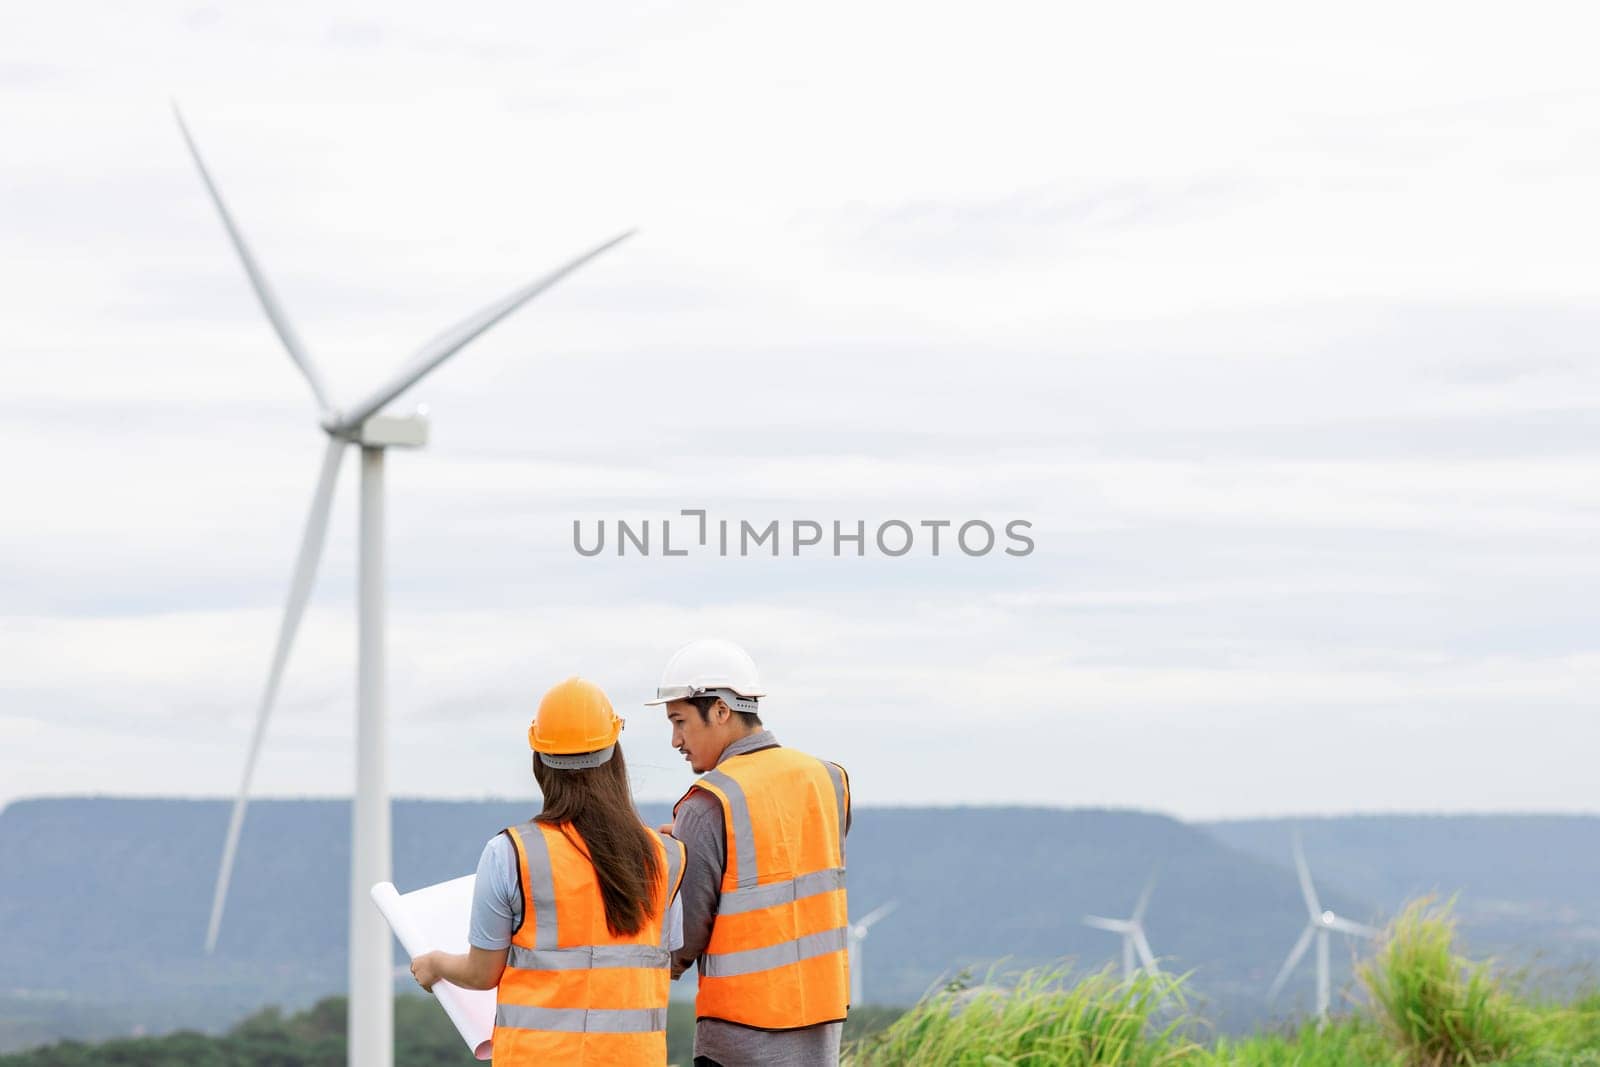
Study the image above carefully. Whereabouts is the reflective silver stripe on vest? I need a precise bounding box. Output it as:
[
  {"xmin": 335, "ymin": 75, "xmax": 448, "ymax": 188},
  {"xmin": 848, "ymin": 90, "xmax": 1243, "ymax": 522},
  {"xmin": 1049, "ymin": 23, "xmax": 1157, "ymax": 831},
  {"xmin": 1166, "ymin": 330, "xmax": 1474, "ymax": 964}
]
[
  {"xmin": 515, "ymin": 822, "xmax": 559, "ymax": 950},
  {"xmin": 507, "ymin": 943, "xmax": 671, "ymax": 971},
  {"xmin": 700, "ymin": 926, "xmax": 849, "ymax": 979},
  {"xmin": 718, "ymin": 866, "xmax": 847, "ymax": 916},
  {"xmin": 822, "ymin": 760, "xmax": 847, "ymax": 863},
  {"xmin": 494, "ymin": 1004, "xmax": 668, "ymax": 1034},
  {"xmin": 699, "ymin": 769, "xmax": 759, "ymax": 889},
  {"xmin": 658, "ymin": 832, "xmax": 683, "ymax": 949}
]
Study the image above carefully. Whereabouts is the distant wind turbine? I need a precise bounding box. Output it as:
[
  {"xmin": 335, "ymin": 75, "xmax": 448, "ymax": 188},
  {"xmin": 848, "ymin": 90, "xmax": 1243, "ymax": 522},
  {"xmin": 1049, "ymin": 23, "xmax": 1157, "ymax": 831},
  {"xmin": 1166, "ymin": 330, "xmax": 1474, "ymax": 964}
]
[
  {"xmin": 174, "ymin": 103, "xmax": 633, "ymax": 1067},
  {"xmin": 1084, "ymin": 878, "xmax": 1160, "ymax": 981},
  {"xmin": 849, "ymin": 901, "xmax": 899, "ymax": 1005},
  {"xmin": 1268, "ymin": 834, "xmax": 1380, "ymax": 1021}
]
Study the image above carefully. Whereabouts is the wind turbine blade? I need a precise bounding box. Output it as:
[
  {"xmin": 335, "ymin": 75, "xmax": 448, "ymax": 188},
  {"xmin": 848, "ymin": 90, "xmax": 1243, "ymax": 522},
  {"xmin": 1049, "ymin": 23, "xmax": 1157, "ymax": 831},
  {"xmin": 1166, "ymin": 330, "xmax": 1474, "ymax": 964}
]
[
  {"xmin": 171, "ymin": 103, "xmax": 332, "ymax": 413},
  {"xmin": 1133, "ymin": 927, "xmax": 1159, "ymax": 975},
  {"xmin": 1084, "ymin": 915, "xmax": 1132, "ymax": 933},
  {"xmin": 330, "ymin": 229, "xmax": 636, "ymax": 433},
  {"xmin": 1133, "ymin": 877, "xmax": 1156, "ymax": 923},
  {"xmin": 205, "ymin": 437, "xmax": 345, "ymax": 952},
  {"xmin": 1293, "ymin": 833, "xmax": 1323, "ymax": 919},
  {"xmin": 1328, "ymin": 915, "xmax": 1381, "ymax": 940},
  {"xmin": 1268, "ymin": 925, "xmax": 1316, "ymax": 1001},
  {"xmin": 857, "ymin": 900, "xmax": 899, "ymax": 931}
]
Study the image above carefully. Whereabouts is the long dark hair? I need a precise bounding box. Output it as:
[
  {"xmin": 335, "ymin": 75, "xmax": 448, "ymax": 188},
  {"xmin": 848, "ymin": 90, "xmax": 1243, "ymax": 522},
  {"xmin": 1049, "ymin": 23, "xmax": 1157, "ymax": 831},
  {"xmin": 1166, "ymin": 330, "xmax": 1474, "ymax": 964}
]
[{"xmin": 531, "ymin": 742, "xmax": 663, "ymax": 937}]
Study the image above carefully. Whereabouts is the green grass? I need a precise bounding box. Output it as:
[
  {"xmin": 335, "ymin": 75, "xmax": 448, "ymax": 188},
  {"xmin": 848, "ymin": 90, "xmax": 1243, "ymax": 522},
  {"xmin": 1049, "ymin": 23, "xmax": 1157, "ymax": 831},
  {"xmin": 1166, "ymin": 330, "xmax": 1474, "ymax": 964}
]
[
  {"xmin": 844, "ymin": 897, "xmax": 1599, "ymax": 1066},
  {"xmin": 1195, "ymin": 1019, "xmax": 1405, "ymax": 1067},
  {"xmin": 848, "ymin": 966, "xmax": 1199, "ymax": 1066},
  {"xmin": 1360, "ymin": 898, "xmax": 1528, "ymax": 1066}
]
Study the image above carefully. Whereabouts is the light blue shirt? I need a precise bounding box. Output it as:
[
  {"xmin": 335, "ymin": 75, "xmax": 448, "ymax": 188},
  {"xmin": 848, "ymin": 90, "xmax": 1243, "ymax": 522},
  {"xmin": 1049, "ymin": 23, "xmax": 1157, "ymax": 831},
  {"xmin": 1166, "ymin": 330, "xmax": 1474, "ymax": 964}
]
[{"xmin": 469, "ymin": 833, "xmax": 683, "ymax": 951}]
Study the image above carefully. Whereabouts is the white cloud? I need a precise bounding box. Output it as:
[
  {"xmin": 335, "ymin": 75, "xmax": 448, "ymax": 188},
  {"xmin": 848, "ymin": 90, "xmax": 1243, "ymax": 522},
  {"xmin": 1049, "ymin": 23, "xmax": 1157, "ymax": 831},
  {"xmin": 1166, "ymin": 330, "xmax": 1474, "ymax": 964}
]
[{"xmin": 3, "ymin": 0, "xmax": 1599, "ymax": 817}]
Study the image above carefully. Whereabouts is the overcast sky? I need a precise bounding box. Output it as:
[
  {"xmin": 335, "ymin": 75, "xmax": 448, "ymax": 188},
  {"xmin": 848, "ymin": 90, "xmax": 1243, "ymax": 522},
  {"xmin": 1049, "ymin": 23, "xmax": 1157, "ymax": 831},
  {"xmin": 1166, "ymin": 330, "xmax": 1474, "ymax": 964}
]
[{"xmin": 3, "ymin": 2, "xmax": 1597, "ymax": 819}]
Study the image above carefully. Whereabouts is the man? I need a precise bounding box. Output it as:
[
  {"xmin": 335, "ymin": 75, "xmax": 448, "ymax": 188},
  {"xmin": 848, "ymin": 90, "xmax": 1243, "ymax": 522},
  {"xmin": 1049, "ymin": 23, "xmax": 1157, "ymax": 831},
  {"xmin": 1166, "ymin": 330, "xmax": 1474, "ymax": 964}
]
[{"xmin": 646, "ymin": 638, "xmax": 851, "ymax": 1067}]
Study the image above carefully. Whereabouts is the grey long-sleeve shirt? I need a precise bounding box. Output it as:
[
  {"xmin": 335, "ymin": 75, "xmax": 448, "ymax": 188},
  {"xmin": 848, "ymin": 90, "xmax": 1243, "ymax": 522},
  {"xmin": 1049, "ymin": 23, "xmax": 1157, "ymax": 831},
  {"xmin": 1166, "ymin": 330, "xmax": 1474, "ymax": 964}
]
[{"xmin": 671, "ymin": 729, "xmax": 851, "ymax": 1067}]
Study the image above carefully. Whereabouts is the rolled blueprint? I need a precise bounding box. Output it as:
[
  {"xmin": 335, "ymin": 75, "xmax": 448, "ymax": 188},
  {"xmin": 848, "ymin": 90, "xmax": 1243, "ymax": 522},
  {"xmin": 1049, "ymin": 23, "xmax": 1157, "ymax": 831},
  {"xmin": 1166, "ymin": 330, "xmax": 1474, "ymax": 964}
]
[{"xmin": 371, "ymin": 876, "xmax": 495, "ymax": 1060}]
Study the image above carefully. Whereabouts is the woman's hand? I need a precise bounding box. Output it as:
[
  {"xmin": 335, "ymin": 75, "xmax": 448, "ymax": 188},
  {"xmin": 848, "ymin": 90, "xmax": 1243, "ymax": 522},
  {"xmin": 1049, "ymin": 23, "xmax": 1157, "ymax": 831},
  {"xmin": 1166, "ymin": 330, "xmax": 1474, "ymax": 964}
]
[{"xmin": 411, "ymin": 951, "xmax": 445, "ymax": 992}]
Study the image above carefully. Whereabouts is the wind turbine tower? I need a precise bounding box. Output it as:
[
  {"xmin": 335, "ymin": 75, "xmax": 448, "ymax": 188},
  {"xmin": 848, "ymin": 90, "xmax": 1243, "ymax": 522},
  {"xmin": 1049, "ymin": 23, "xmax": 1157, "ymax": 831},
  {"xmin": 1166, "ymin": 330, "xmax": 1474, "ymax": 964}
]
[
  {"xmin": 175, "ymin": 106, "xmax": 633, "ymax": 1067},
  {"xmin": 848, "ymin": 901, "xmax": 900, "ymax": 1006},
  {"xmin": 1268, "ymin": 834, "xmax": 1380, "ymax": 1021}
]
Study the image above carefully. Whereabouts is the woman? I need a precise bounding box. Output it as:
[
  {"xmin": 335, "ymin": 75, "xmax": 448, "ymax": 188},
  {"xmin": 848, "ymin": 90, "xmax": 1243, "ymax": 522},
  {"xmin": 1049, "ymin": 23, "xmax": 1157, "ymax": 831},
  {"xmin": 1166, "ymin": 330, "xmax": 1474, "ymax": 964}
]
[{"xmin": 411, "ymin": 676, "xmax": 686, "ymax": 1065}]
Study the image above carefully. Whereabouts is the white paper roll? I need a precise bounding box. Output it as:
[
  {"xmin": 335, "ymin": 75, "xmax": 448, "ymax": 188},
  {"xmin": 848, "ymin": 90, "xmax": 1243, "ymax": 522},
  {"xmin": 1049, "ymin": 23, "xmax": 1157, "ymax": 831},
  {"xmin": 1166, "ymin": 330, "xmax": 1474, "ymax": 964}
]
[{"xmin": 371, "ymin": 878, "xmax": 496, "ymax": 1060}]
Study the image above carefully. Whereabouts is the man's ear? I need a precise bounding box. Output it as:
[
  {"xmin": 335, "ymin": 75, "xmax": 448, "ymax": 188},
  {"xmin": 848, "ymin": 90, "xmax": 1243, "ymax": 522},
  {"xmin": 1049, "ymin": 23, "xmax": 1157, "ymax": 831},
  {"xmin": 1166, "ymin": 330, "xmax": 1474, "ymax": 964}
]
[{"xmin": 713, "ymin": 698, "xmax": 732, "ymax": 724}]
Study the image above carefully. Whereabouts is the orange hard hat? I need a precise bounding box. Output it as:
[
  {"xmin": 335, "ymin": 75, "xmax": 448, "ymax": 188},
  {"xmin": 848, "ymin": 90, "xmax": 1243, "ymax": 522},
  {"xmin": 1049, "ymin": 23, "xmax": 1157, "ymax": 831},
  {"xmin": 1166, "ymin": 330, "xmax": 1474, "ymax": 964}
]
[{"xmin": 529, "ymin": 676, "xmax": 624, "ymax": 769}]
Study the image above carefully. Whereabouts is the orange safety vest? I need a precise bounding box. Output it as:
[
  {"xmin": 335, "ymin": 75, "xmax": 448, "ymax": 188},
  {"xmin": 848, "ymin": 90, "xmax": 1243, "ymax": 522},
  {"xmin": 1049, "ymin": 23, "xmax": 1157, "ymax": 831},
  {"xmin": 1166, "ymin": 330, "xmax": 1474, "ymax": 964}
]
[
  {"xmin": 493, "ymin": 819, "xmax": 686, "ymax": 1066},
  {"xmin": 675, "ymin": 746, "xmax": 851, "ymax": 1029}
]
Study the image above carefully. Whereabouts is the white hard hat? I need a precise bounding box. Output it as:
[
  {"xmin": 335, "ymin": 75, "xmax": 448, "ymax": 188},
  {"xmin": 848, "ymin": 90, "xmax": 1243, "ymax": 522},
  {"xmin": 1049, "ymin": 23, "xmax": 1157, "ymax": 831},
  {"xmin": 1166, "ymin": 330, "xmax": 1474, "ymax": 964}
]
[{"xmin": 644, "ymin": 638, "xmax": 765, "ymax": 714}]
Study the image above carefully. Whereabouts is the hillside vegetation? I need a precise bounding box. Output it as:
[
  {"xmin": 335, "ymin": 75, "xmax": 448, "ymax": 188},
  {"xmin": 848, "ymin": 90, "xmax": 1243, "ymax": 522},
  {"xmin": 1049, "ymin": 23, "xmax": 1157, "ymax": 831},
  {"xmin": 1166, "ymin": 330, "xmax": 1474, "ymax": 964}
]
[{"xmin": 0, "ymin": 1000, "xmax": 903, "ymax": 1066}]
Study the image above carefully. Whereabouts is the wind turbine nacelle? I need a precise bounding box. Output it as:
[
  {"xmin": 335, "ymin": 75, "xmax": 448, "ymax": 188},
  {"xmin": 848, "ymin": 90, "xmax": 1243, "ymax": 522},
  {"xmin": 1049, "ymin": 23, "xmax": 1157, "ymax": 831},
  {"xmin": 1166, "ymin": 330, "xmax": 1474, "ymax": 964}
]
[{"xmin": 354, "ymin": 414, "xmax": 429, "ymax": 449}]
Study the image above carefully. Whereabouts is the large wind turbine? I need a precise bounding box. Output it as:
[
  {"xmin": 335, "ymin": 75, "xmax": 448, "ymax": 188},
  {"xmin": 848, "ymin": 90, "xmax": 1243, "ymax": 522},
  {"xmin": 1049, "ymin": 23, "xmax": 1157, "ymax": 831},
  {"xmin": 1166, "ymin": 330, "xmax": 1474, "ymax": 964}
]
[
  {"xmin": 175, "ymin": 105, "xmax": 633, "ymax": 1067},
  {"xmin": 848, "ymin": 901, "xmax": 899, "ymax": 1006},
  {"xmin": 1084, "ymin": 878, "xmax": 1160, "ymax": 981},
  {"xmin": 1268, "ymin": 834, "xmax": 1380, "ymax": 1021}
]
